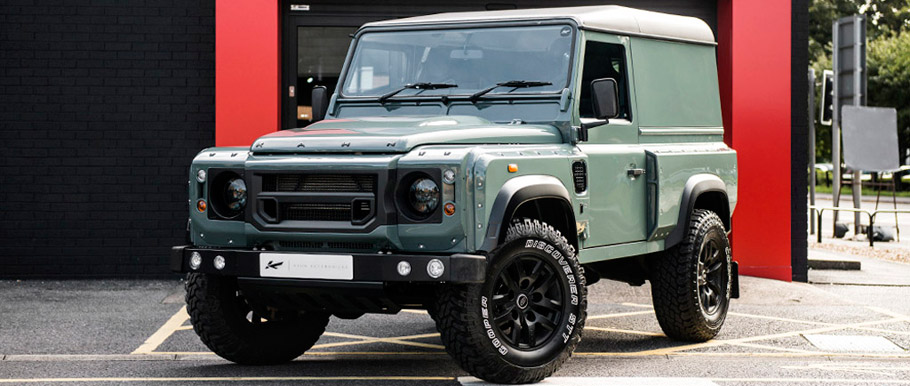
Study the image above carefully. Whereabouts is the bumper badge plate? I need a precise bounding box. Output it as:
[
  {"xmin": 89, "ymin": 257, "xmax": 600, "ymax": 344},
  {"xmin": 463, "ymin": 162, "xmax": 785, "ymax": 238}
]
[{"xmin": 259, "ymin": 253, "xmax": 354, "ymax": 280}]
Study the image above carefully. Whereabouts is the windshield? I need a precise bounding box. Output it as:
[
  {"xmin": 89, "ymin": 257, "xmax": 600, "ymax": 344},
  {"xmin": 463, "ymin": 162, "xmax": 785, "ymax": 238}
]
[{"xmin": 341, "ymin": 24, "xmax": 574, "ymax": 98}]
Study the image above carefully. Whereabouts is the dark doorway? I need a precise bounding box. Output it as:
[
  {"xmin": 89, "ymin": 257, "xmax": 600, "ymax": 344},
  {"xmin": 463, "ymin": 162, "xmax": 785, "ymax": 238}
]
[{"xmin": 281, "ymin": 6, "xmax": 412, "ymax": 129}]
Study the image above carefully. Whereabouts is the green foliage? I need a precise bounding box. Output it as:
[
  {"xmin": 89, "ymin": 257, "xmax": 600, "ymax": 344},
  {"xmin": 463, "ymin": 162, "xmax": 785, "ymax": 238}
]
[{"xmin": 868, "ymin": 31, "xmax": 910, "ymax": 163}]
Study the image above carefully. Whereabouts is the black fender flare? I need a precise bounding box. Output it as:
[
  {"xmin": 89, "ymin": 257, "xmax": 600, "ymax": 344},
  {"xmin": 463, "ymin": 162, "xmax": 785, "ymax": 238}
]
[
  {"xmin": 479, "ymin": 175, "xmax": 575, "ymax": 253},
  {"xmin": 665, "ymin": 174, "xmax": 730, "ymax": 248}
]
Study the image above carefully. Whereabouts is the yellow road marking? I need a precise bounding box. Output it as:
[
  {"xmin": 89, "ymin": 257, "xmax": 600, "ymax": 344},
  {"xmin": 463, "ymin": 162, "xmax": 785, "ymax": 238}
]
[
  {"xmin": 131, "ymin": 306, "xmax": 189, "ymax": 355},
  {"xmin": 587, "ymin": 310, "xmax": 654, "ymax": 320},
  {"xmin": 782, "ymin": 364, "xmax": 910, "ymax": 374},
  {"xmin": 576, "ymin": 351, "xmax": 910, "ymax": 358},
  {"xmin": 0, "ymin": 376, "xmax": 454, "ymax": 383},
  {"xmin": 400, "ymin": 309, "xmax": 429, "ymax": 314},
  {"xmin": 866, "ymin": 305, "xmax": 910, "ymax": 320},
  {"xmin": 584, "ymin": 326, "xmax": 663, "ymax": 337},
  {"xmin": 712, "ymin": 377, "xmax": 910, "ymax": 384},
  {"xmin": 320, "ymin": 332, "xmax": 444, "ymax": 350},
  {"xmin": 726, "ymin": 341, "xmax": 820, "ymax": 354},
  {"xmin": 175, "ymin": 325, "xmax": 193, "ymax": 331}
]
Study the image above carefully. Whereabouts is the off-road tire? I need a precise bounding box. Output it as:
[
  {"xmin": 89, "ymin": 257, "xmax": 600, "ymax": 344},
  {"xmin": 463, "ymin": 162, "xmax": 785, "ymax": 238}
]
[
  {"xmin": 434, "ymin": 218, "xmax": 587, "ymax": 384},
  {"xmin": 650, "ymin": 209, "xmax": 731, "ymax": 342},
  {"xmin": 185, "ymin": 273, "xmax": 330, "ymax": 364}
]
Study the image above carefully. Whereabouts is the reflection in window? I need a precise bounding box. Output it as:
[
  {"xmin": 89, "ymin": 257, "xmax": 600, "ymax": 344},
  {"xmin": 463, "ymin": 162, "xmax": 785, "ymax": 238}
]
[{"xmin": 342, "ymin": 25, "xmax": 574, "ymax": 97}]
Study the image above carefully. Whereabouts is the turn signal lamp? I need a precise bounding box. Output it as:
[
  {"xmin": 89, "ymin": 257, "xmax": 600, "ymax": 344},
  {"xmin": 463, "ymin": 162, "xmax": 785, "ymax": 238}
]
[
  {"xmin": 443, "ymin": 202, "xmax": 456, "ymax": 216},
  {"xmin": 508, "ymin": 164, "xmax": 518, "ymax": 173},
  {"xmin": 196, "ymin": 199, "xmax": 207, "ymax": 213}
]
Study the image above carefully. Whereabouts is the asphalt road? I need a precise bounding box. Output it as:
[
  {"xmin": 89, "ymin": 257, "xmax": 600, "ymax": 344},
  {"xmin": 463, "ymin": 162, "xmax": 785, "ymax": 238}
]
[{"xmin": 1, "ymin": 272, "xmax": 909, "ymax": 385}]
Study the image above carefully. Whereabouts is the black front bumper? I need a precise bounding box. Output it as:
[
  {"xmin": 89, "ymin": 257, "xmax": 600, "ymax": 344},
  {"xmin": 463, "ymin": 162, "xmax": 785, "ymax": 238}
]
[{"xmin": 170, "ymin": 245, "xmax": 486, "ymax": 283}]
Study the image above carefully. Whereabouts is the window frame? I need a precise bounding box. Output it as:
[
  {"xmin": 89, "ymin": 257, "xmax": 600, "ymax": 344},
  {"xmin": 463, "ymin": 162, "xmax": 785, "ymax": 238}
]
[{"xmin": 575, "ymin": 32, "xmax": 635, "ymax": 125}]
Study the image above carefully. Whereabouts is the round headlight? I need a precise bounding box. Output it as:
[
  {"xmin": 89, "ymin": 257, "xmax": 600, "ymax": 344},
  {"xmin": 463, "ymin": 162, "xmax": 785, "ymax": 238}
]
[
  {"xmin": 224, "ymin": 178, "xmax": 247, "ymax": 212},
  {"xmin": 409, "ymin": 178, "xmax": 439, "ymax": 215}
]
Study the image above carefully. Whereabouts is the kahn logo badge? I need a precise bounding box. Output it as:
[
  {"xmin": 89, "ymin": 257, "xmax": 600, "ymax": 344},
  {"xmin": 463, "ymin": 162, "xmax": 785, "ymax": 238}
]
[{"xmin": 264, "ymin": 261, "xmax": 284, "ymax": 270}]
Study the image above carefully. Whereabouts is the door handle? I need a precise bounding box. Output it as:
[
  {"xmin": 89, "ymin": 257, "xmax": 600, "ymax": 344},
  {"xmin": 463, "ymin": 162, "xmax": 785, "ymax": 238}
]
[{"xmin": 627, "ymin": 168, "xmax": 645, "ymax": 178}]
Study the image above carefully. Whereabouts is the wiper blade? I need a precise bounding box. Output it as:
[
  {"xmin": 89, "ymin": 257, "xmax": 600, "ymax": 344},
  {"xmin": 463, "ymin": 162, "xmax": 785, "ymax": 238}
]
[
  {"xmin": 469, "ymin": 80, "xmax": 553, "ymax": 102},
  {"xmin": 378, "ymin": 82, "xmax": 458, "ymax": 104}
]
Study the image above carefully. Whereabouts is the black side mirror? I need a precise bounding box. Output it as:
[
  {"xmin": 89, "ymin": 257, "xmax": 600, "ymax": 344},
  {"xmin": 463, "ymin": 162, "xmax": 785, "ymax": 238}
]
[
  {"xmin": 311, "ymin": 86, "xmax": 329, "ymax": 123},
  {"xmin": 590, "ymin": 78, "xmax": 619, "ymax": 120},
  {"xmin": 578, "ymin": 78, "xmax": 620, "ymax": 141}
]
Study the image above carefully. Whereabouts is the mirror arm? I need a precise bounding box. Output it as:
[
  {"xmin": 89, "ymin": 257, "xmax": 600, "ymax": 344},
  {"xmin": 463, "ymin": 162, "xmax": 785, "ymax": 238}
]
[
  {"xmin": 576, "ymin": 119, "xmax": 608, "ymax": 143},
  {"xmin": 581, "ymin": 119, "xmax": 609, "ymax": 131}
]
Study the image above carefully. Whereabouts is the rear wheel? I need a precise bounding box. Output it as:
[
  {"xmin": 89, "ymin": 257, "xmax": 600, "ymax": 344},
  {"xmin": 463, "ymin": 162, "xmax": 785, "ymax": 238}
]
[
  {"xmin": 434, "ymin": 218, "xmax": 586, "ymax": 384},
  {"xmin": 650, "ymin": 209, "xmax": 731, "ymax": 342},
  {"xmin": 185, "ymin": 273, "xmax": 330, "ymax": 364}
]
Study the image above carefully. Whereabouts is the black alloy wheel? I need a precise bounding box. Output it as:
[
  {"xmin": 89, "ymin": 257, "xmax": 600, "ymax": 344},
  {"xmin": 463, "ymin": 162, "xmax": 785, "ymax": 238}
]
[
  {"xmin": 696, "ymin": 236, "xmax": 727, "ymax": 317},
  {"xmin": 491, "ymin": 255, "xmax": 565, "ymax": 350}
]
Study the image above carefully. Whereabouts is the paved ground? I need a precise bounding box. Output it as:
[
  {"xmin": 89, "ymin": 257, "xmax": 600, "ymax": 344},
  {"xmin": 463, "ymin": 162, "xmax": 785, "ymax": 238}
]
[{"xmin": 2, "ymin": 259, "xmax": 910, "ymax": 386}]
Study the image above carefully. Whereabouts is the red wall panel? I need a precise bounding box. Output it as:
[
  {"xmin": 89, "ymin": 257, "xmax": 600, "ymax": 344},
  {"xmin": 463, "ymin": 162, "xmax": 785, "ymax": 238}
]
[
  {"xmin": 215, "ymin": 0, "xmax": 280, "ymax": 146},
  {"xmin": 717, "ymin": 0, "xmax": 793, "ymax": 281}
]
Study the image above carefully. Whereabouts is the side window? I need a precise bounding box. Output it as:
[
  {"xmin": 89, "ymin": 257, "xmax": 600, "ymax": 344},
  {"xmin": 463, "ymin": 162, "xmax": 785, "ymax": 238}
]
[{"xmin": 579, "ymin": 41, "xmax": 631, "ymax": 120}]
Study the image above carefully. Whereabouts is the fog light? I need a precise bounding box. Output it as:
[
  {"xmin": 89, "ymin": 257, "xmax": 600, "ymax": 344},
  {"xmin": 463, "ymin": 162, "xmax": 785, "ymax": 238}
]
[
  {"xmin": 189, "ymin": 252, "xmax": 202, "ymax": 270},
  {"xmin": 427, "ymin": 259, "xmax": 445, "ymax": 279},
  {"xmin": 213, "ymin": 255, "xmax": 226, "ymax": 270},
  {"xmin": 196, "ymin": 199, "xmax": 206, "ymax": 213},
  {"xmin": 196, "ymin": 169, "xmax": 206, "ymax": 183},
  {"xmin": 397, "ymin": 261, "xmax": 411, "ymax": 277}
]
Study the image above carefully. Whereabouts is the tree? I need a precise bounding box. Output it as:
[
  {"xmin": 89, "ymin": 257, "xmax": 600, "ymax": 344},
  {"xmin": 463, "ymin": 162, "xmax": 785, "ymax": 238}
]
[{"xmin": 868, "ymin": 31, "xmax": 910, "ymax": 164}]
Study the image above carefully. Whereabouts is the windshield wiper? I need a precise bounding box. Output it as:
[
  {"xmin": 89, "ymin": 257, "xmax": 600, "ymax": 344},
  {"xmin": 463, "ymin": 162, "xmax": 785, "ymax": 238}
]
[
  {"xmin": 378, "ymin": 82, "xmax": 458, "ymax": 104},
  {"xmin": 469, "ymin": 80, "xmax": 553, "ymax": 102}
]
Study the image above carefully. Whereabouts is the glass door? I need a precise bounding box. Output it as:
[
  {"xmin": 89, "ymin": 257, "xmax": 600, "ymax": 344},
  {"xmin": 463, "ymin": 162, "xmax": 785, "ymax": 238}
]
[{"xmin": 282, "ymin": 10, "xmax": 402, "ymax": 129}]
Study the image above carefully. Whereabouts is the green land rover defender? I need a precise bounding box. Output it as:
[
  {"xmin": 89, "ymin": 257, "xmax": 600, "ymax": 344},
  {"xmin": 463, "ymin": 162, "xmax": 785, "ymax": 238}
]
[{"xmin": 172, "ymin": 5, "xmax": 738, "ymax": 383}]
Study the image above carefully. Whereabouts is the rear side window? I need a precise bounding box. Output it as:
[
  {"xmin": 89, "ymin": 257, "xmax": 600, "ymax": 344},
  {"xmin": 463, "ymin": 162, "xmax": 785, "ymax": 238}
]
[
  {"xmin": 579, "ymin": 41, "xmax": 631, "ymax": 120},
  {"xmin": 629, "ymin": 38, "xmax": 722, "ymax": 127}
]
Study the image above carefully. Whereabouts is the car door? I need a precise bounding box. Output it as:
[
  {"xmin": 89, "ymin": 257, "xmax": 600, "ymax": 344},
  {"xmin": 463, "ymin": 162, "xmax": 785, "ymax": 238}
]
[{"xmin": 574, "ymin": 33, "xmax": 648, "ymax": 247}]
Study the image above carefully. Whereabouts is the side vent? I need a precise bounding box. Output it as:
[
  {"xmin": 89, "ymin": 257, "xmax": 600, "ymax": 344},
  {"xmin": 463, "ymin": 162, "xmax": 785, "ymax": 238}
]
[
  {"xmin": 645, "ymin": 151, "xmax": 659, "ymax": 239},
  {"xmin": 572, "ymin": 161, "xmax": 587, "ymax": 193}
]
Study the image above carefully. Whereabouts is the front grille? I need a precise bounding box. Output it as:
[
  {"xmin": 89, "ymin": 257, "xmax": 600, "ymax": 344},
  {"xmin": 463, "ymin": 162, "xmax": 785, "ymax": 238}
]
[
  {"xmin": 278, "ymin": 240, "xmax": 375, "ymax": 250},
  {"xmin": 263, "ymin": 174, "xmax": 376, "ymax": 193},
  {"xmin": 283, "ymin": 203, "xmax": 351, "ymax": 222},
  {"xmin": 252, "ymin": 171, "xmax": 383, "ymax": 232}
]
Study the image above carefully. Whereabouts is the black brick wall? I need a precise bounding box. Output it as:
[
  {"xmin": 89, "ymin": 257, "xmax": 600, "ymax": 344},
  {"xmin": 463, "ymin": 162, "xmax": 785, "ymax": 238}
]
[
  {"xmin": 0, "ymin": 0, "xmax": 214, "ymax": 277},
  {"xmin": 791, "ymin": 0, "xmax": 809, "ymax": 282}
]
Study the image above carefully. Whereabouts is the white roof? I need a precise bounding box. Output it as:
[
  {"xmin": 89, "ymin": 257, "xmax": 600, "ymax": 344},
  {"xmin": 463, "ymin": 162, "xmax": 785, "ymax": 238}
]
[{"xmin": 363, "ymin": 5, "xmax": 715, "ymax": 45}]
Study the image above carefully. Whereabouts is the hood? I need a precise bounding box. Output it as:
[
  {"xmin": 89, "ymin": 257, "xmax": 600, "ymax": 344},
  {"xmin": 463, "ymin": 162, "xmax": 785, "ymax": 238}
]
[{"xmin": 251, "ymin": 116, "xmax": 564, "ymax": 154}]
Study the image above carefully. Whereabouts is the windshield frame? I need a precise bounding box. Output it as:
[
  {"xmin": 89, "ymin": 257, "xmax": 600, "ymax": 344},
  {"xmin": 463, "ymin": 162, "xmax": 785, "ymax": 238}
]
[{"xmin": 336, "ymin": 20, "xmax": 579, "ymax": 102}]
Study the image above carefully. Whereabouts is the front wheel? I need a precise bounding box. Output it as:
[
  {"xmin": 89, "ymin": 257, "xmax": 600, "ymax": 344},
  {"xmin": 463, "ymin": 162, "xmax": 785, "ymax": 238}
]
[
  {"xmin": 185, "ymin": 273, "xmax": 330, "ymax": 364},
  {"xmin": 434, "ymin": 219, "xmax": 587, "ymax": 384},
  {"xmin": 650, "ymin": 209, "xmax": 732, "ymax": 342}
]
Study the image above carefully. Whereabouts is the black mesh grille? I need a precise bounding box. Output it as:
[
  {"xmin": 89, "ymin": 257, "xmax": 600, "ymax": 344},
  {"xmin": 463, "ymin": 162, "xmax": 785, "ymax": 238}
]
[
  {"xmin": 263, "ymin": 174, "xmax": 376, "ymax": 193},
  {"xmin": 278, "ymin": 240, "xmax": 374, "ymax": 250},
  {"xmin": 283, "ymin": 203, "xmax": 351, "ymax": 222},
  {"xmin": 572, "ymin": 161, "xmax": 587, "ymax": 193}
]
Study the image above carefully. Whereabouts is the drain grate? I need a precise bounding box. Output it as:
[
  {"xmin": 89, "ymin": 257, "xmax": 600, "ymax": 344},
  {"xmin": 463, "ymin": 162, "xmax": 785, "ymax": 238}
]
[{"xmin": 802, "ymin": 334, "xmax": 905, "ymax": 352}]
